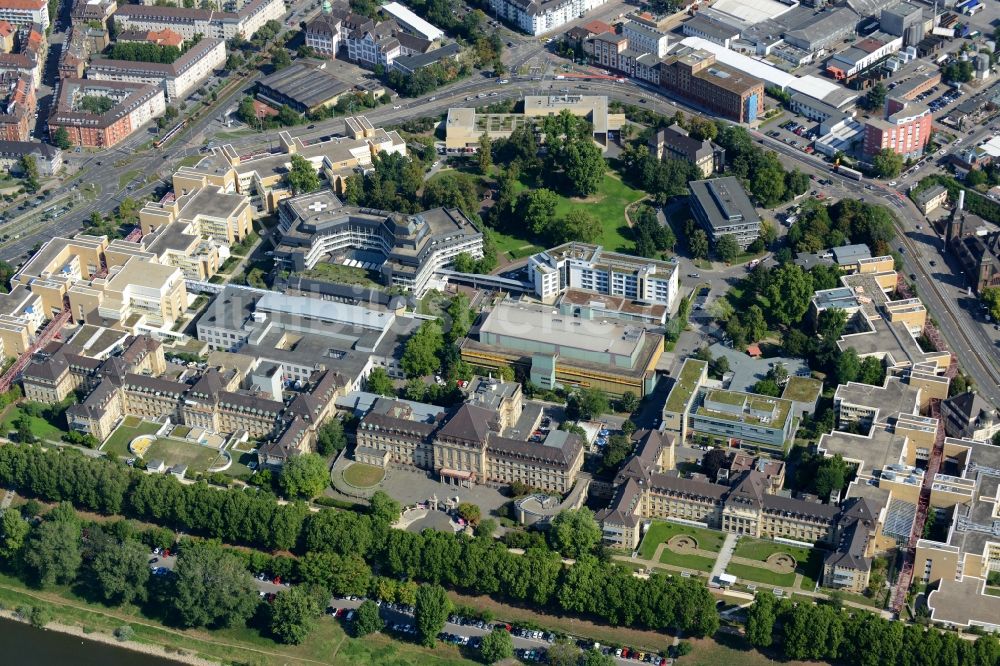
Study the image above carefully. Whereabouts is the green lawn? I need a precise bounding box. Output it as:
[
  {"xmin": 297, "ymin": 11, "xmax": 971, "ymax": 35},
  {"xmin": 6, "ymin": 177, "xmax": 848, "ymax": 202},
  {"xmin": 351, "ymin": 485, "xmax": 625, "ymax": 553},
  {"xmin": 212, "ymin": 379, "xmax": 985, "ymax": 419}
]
[
  {"xmin": 177, "ymin": 155, "xmax": 203, "ymax": 168},
  {"xmin": 0, "ymin": 572, "xmax": 475, "ymax": 666},
  {"xmin": 0, "ymin": 406, "xmax": 67, "ymax": 442},
  {"xmin": 342, "ymin": 462, "xmax": 385, "ymax": 488},
  {"xmin": 300, "ymin": 262, "xmax": 383, "ymax": 288},
  {"xmin": 500, "ymin": 172, "xmax": 644, "ymax": 258},
  {"xmin": 638, "ymin": 521, "xmax": 726, "ymax": 559},
  {"xmin": 733, "ymin": 539, "xmax": 824, "ymax": 588},
  {"xmin": 144, "ymin": 438, "xmax": 228, "ymax": 472},
  {"xmin": 118, "ymin": 169, "xmax": 142, "ymax": 190},
  {"xmin": 102, "ymin": 419, "xmax": 162, "ymax": 458},
  {"xmin": 492, "ymin": 230, "xmax": 544, "ymax": 261},
  {"xmin": 726, "ymin": 562, "xmax": 797, "ymax": 588},
  {"xmin": 658, "ymin": 549, "xmax": 716, "ymax": 572}
]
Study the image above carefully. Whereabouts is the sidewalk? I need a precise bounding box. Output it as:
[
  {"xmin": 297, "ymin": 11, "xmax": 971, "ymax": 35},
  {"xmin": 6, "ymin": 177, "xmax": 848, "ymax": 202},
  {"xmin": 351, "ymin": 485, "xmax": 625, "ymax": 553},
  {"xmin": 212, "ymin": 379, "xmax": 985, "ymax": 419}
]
[{"xmin": 709, "ymin": 533, "xmax": 738, "ymax": 584}]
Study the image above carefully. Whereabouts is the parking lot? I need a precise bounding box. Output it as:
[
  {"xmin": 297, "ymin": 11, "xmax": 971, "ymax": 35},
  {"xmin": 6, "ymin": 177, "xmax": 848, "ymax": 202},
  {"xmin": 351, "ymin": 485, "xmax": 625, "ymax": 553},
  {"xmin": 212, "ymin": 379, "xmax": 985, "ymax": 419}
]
[{"xmin": 328, "ymin": 599, "xmax": 675, "ymax": 665}]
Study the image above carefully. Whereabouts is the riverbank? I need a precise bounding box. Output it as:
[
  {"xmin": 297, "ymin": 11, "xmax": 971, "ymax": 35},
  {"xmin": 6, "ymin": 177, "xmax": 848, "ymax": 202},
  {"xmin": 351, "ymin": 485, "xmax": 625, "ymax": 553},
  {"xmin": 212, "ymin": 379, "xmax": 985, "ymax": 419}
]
[
  {"xmin": 0, "ymin": 574, "xmax": 473, "ymax": 666},
  {"xmin": 0, "ymin": 595, "xmax": 213, "ymax": 666},
  {"xmin": 0, "ymin": 609, "xmax": 211, "ymax": 665}
]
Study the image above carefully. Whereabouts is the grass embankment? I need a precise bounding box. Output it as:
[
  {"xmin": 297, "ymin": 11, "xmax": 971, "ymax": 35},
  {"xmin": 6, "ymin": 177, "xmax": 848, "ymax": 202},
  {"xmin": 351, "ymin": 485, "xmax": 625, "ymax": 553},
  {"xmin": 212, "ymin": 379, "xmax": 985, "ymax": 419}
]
[{"xmin": 0, "ymin": 572, "xmax": 474, "ymax": 666}]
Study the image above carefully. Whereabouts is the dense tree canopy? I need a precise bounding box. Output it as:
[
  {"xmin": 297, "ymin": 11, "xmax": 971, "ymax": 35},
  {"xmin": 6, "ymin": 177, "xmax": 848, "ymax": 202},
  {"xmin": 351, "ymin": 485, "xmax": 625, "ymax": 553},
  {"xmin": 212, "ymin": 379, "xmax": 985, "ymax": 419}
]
[
  {"xmin": 278, "ymin": 453, "xmax": 329, "ymax": 500},
  {"xmin": 171, "ymin": 540, "xmax": 258, "ymax": 629}
]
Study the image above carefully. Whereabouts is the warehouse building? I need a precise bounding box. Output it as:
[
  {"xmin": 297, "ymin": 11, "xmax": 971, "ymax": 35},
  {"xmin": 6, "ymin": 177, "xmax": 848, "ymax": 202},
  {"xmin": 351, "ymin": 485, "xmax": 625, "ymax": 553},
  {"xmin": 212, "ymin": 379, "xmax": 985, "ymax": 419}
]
[
  {"xmin": 658, "ymin": 48, "xmax": 764, "ymax": 123},
  {"xmin": 254, "ymin": 60, "xmax": 350, "ymax": 113}
]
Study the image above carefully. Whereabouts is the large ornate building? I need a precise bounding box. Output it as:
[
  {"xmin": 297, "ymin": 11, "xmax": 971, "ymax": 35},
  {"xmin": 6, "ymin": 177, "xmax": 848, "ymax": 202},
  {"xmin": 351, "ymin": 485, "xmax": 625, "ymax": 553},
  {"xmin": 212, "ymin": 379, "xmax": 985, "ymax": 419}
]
[{"xmin": 354, "ymin": 384, "xmax": 585, "ymax": 494}]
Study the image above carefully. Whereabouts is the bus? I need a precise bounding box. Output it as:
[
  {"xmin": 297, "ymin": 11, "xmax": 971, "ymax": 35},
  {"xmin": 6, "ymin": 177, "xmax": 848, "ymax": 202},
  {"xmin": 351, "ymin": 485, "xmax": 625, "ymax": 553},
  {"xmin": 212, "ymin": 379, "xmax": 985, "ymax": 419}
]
[{"xmin": 837, "ymin": 165, "xmax": 863, "ymax": 181}]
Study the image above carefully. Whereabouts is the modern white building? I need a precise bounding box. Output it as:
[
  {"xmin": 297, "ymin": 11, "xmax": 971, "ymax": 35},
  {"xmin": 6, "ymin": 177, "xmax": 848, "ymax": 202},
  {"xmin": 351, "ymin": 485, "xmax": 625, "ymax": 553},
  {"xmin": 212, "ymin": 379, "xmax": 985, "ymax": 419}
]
[
  {"xmin": 0, "ymin": 0, "xmax": 48, "ymax": 30},
  {"xmin": 488, "ymin": 0, "xmax": 609, "ymax": 36},
  {"xmin": 528, "ymin": 242, "xmax": 679, "ymax": 309},
  {"xmin": 380, "ymin": 1, "xmax": 443, "ymax": 41},
  {"xmin": 622, "ymin": 20, "xmax": 670, "ymax": 58}
]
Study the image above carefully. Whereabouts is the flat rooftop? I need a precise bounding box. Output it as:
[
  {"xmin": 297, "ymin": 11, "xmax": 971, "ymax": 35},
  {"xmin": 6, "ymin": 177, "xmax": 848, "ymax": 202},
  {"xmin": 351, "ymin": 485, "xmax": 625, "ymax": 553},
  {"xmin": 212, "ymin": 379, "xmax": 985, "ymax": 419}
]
[
  {"xmin": 478, "ymin": 301, "xmax": 646, "ymax": 357},
  {"xmin": 689, "ymin": 176, "xmax": 761, "ymax": 232},
  {"xmin": 927, "ymin": 575, "xmax": 1000, "ymax": 630}
]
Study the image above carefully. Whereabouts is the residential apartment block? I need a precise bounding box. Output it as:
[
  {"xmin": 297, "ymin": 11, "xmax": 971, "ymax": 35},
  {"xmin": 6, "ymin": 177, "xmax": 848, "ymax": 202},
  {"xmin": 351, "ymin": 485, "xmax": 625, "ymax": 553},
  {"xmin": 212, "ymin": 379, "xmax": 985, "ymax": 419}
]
[
  {"xmin": 49, "ymin": 79, "xmax": 166, "ymax": 148},
  {"xmin": 113, "ymin": 0, "xmax": 286, "ymax": 41},
  {"xmin": 527, "ymin": 241, "xmax": 679, "ymax": 309},
  {"xmin": 0, "ymin": 70, "xmax": 33, "ymax": 141},
  {"xmin": 0, "ymin": 0, "xmax": 48, "ymax": 30},
  {"xmin": 87, "ymin": 37, "xmax": 226, "ymax": 102},
  {"xmin": 488, "ymin": 0, "xmax": 608, "ymax": 36}
]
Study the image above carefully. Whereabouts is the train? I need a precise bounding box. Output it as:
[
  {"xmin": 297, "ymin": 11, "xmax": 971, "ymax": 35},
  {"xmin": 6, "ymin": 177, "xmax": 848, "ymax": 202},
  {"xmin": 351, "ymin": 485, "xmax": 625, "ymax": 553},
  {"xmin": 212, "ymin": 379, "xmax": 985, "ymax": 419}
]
[{"xmin": 837, "ymin": 165, "xmax": 863, "ymax": 181}]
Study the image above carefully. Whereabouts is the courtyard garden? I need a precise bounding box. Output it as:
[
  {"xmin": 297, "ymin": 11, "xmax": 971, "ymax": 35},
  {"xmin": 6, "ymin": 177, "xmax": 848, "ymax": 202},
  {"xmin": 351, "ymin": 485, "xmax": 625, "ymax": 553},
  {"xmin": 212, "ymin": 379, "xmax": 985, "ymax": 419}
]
[
  {"xmin": 139, "ymin": 437, "xmax": 230, "ymax": 472},
  {"xmin": 728, "ymin": 538, "xmax": 825, "ymax": 589},
  {"xmin": 342, "ymin": 462, "xmax": 386, "ymax": 488},
  {"xmin": 639, "ymin": 521, "xmax": 726, "ymax": 560},
  {"xmin": 101, "ymin": 417, "xmax": 161, "ymax": 459}
]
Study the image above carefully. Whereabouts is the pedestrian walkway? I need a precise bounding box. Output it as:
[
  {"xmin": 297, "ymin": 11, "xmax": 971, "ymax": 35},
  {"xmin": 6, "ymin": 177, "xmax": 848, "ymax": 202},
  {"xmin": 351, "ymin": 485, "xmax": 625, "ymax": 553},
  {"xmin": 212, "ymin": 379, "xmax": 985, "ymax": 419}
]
[{"xmin": 709, "ymin": 533, "xmax": 738, "ymax": 584}]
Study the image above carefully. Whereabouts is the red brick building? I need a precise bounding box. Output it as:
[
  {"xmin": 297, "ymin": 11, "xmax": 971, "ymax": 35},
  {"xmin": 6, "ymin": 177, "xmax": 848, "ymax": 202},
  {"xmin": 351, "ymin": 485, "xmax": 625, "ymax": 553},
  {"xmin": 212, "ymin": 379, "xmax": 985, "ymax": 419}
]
[
  {"xmin": 0, "ymin": 71, "xmax": 34, "ymax": 141},
  {"xmin": 48, "ymin": 79, "xmax": 165, "ymax": 148},
  {"xmin": 863, "ymin": 97, "xmax": 931, "ymax": 160}
]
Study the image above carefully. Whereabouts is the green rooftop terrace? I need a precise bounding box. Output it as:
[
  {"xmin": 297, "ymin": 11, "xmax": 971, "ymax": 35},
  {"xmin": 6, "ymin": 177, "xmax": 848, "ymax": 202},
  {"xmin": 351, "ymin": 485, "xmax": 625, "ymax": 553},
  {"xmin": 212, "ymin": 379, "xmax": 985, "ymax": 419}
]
[
  {"xmin": 781, "ymin": 376, "xmax": 823, "ymax": 403},
  {"xmin": 693, "ymin": 388, "xmax": 792, "ymax": 430},
  {"xmin": 664, "ymin": 359, "xmax": 707, "ymax": 414}
]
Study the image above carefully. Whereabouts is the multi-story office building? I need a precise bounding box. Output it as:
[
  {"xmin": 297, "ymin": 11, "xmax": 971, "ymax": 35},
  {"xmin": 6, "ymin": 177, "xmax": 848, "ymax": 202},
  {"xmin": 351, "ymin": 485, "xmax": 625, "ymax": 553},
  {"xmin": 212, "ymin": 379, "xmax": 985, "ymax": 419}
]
[
  {"xmin": 49, "ymin": 79, "xmax": 166, "ymax": 148},
  {"xmin": 345, "ymin": 19, "xmax": 400, "ymax": 69},
  {"xmin": 274, "ymin": 190, "xmax": 483, "ymax": 297},
  {"xmin": 87, "ymin": 37, "xmax": 226, "ymax": 102},
  {"xmin": 445, "ymin": 95, "xmax": 624, "ymax": 154},
  {"xmin": 658, "ymin": 48, "xmax": 764, "ymax": 123},
  {"xmin": 863, "ymin": 97, "xmax": 931, "ymax": 159},
  {"xmin": 139, "ymin": 184, "xmax": 252, "ymax": 246},
  {"xmin": 663, "ymin": 359, "xmax": 796, "ymax": 454},
  {"xmin": 174, "ymin": 116, "xmax": 405, "ymax": 212},
  {"xmin": 66, "ymin": 256, "xmax": 187, "ymax": 329},
  {"xmin": 488, "ymin": 0, "xmax": 609, "ymax": 36},
  {"xmin": 527, "ymin": 241, "xmax": 679, "ymax": 309},
  {"xmin": 305, "ymin": 11, "xmax": 341, "ymax": 55},
  {"xmin": 459, "ymin": 299, "xmax": 664, "ymax": 397},
  {"xmin": 689, "ymin": 176, "xmax": 762, "ymax": 250}
]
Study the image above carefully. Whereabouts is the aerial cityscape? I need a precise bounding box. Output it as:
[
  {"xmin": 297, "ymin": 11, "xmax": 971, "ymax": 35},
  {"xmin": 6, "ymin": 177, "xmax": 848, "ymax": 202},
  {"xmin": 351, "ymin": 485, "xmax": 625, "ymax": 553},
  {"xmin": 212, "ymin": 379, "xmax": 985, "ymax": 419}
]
[{"xmin": 0, "ymin": 0, "xmax": 997, "ymax": 663}]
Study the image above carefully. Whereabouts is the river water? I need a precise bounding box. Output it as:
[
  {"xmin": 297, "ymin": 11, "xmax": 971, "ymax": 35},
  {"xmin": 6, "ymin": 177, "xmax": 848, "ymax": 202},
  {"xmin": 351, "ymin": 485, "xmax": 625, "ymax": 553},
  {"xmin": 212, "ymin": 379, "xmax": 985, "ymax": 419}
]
[{"xmin": 0, "ymin": 616, "xmax": 182, "ymax": 665}]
